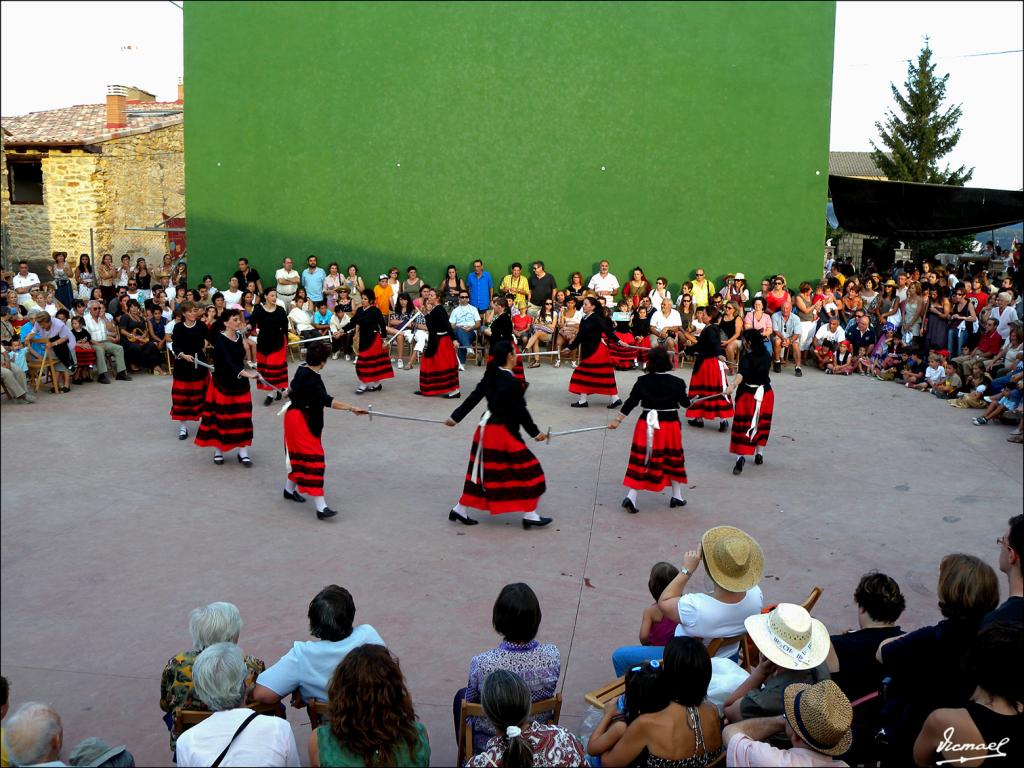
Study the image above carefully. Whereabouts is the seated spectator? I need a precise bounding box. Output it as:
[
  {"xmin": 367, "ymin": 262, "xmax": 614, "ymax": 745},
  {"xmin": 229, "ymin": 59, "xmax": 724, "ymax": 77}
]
[
  {"xmin": 723, "ymin": 603, "xmax": 831, "ymax": 723},
  {"xmin": 1, "ymin": 346, "xmax": 35, "ymax": 404},
  {"xmin": 3, "ymin": 702, "xmax": 64, "ymax": 768},
  {"xmin": 467, "ymin": 670, "xmax": 585, "ymax": 767},
  {"xmin": 67, "ymin": 737, "xmax": 135, "ymax": 767},
  {"xmin": 640, "ymin": 562, "xmax": 680, "ymax": 647},
  {"xmin": 118, "ymin": 301, "xmax": 163, "ymax": 375},
  {"xmin": 724, "ymin": 680, "xmax": 854, "ymax": 767},
  {"xmin": 175, "ymin": 644, "xmax": 299, "ymax": 767},
  {"xmin": 0, "ymin": 675, "xmax": 9, "ymax": 767},
  {"xmin": 308, "ymin": 645, "xmax": 430, "ymax": 767},
  {"xmin": 813, "ymin": 317, "xmax": 845, "ymax": 369},
  {"xmin": 908, "ymin": 352, "xmax": 944, "ymax": 391},
  {"xmin": 68, "ymin": 316, "xmax": 96, "ymax": 384},
  {"xmin": 523, "ymin": 300, "xmax": 557, "ymax": 368},
  {"xmin": 771, "ymin": 301, "xmax": 802, "ymax": 376},
  {"xmin": 952, "ymin": 318, "xmax": 1002, "ymax": 378},
  {"xmin": 867, "ymin": 325, "xmax": 903, "ymax": 379},
  {"xmin": 598, "ymin": 637, "xmax": 723, "ymax": 768},
  {"xmin": 449, "ymin": 289, "xmax": 481, "ymax": 367},
  {"xmin": 948, "ymin": 362, "xmax": 992, "ymax": 408},
  {"xmin": 24, "ymin": 310, "xmax": 77, "ymax": 385},
  {"xmin": 650, "ymin": 297, "xmax": 683, "ymax": 353},
  {"xmin": 912, "ymin": 622, "xmax": 1023, "ymax": 767},
  {"xmin": 985, "ymin": 322, "xmax": 1023, "ymax": 376},
  {"xmin": 931, "ymin": 360, "xmax": 962, "ymax": 399},
  {"xmin": 586, "ymin": 661, "xmax": 668, "ymax": 762},
  {"xmin": 971, "ymin": 380, "xmax": 1022, "ymax": 426},
  {"xmin": 253, "ymin": 585, "xmax": 384, "ymax": 706},
  {"xmin": 456, "ymin": 583, "xmax": 560, "ymax": 753},
  {"xmin": 984, "ymin": 513, "xmax": 1022, "ymax": 626},
  {"xmin": 875, "ymin": 554, "xmax": 1000, "ymax": 764},
  {"xmin": 847, "ymin": 315, "xmax": 876, "ymax": 370},
  {"xmin": 898, "ymin": 349, "xmax": 927, "ymax": 385},
  {"xmin": 613, "ymin": 527, "xmax": 764, "ymax": 676}
]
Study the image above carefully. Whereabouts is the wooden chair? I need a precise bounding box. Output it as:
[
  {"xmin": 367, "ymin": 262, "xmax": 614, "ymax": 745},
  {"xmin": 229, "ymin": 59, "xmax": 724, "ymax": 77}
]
[
  {"xmin": 473, "ymin": 333, "xmax": 489, "ymax": 366},
  {"xmin": 27, "ymin": 349, "xmax": 59, "ymax": 393},
  {"xmin": 164, "ymin": 346, "xmax": 174, "ymax": 372},
  {"xmin": 306, "ymin": 698, "xmax": 331, "ymax": 730},
  {"xmin": 171, "ymin": 700, "xmax": 282, "ymax": 738},
  {"xmin": 457, "ymin": 693, "xmax": 561, "ymax": 767}
]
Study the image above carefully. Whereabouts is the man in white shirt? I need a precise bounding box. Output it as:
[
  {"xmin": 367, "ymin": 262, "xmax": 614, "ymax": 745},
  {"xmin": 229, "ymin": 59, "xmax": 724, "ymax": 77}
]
[
  {"xmin": 84, "ymin": 300, "xmax": 130, "ymax": 383},
  {"xmin": 649, "ymin": 298, "xmax": 683, "ymax": 352},
  {"xmin": 175, "ymin": 644, "xmax": 299, "ymax": 767},
  {"xmin": 588, "ymin": 260, "xmax": 620, "ymax": 307},
  {"xmin": 275, "ymin": 257, "xmax": 301, "ymax": 309},
  {"xmin": 12, "ymin": 261, "xmax": 41, "ymax": 308},
  {"xmin": 2, "ymin": 702, "xmax": 66, "ymax": 768},
  {"xmin": 449, "ymin": 290, "xmax": 482, "ymax": 368}
]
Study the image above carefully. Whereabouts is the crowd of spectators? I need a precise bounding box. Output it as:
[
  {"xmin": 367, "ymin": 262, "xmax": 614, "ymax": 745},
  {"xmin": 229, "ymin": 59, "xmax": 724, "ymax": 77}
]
[{"xmin": 1, "ymin": 514, "xmax": 1019, "ymax": 767}]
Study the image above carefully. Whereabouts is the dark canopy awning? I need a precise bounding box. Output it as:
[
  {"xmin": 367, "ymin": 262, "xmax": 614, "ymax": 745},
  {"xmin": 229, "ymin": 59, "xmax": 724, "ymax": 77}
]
[{"xmin": 828, "ymin": 175, "xmax": 1024, "ymax": 238}]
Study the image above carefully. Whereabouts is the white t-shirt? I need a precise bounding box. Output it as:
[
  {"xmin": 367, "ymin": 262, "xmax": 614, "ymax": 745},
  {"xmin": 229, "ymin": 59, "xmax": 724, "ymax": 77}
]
[
  {"xmin": 175, "ymin": 709, "xmax": 299, "ymax": 767},
  {"xmin": 288, "ymin": 306, "xmax": 313, "ymax": 333},
  {"xmin": 588, "ymin": 273, "xmax": 620, "ymax": 307},
  {"xmin": 222, "ymin": 290, "xmax": 243, "ymax": 306},
  {"xmin": 674, "ymin": 586, "xmax": 764, "ymax": 659},
  {"xmin": 275, "ymin": 268, "xmax": 300, "ymax": 295},
  {"xmin": 13, "ymin": 273, "xmax": 40, "ymax": 306},
  {"xmin": 651, "ymin": 309, "xmax": 683, "ymax": 333},
  {"xmin": 814, "ymin": 325, "xmax": 846, "ymax": 344}
]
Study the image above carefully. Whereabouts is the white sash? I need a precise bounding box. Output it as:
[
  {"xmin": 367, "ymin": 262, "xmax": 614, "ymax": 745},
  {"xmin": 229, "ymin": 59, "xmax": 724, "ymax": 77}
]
[
  {"xmin": 469, "ymin": 409, "xmax": 492, "ymax": 488},
  {"xmin": 746, "ymin": 385, "xmax": 765, "ymax": 439}
]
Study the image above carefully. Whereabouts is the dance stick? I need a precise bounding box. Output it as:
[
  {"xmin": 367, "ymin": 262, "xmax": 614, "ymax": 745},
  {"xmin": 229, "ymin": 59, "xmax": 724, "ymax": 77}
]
[
  {"xmin": 192, "ymin": 358, "xmax": 214, "ymax": 371},
  {"xmin": 241, "ymin": 368, "xmax": 285, "ymax": 395},
  {"xmin": 366, "ymin": 404, "xmax": 448, "ymax": 424},
  {"xmin": 688, "ymin": 392, "xmax": 732, "ymax": 405},
  {"xmin": 384, "ymin": 312, "xmax": 422, "ymax": 346},
  {"xmin": 617, "ymin": 342, "xmax": 679, "ymax": 355},
  {"xmin": 544, "ymin": 424, "xmax": 612, "ymax": 443},
  {"xmin": 515, "ymin": 350, "xmax": 563, "ymax": 357},
  {"xmin": 287, "ymin": 334, "xmax": 332, "ymax": 346}
]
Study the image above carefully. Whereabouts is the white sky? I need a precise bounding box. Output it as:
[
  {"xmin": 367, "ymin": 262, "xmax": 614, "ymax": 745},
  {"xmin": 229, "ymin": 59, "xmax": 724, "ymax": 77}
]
[{"xmin": 2, "ymin": 0, "xmax": 1022, "ymax": 190}]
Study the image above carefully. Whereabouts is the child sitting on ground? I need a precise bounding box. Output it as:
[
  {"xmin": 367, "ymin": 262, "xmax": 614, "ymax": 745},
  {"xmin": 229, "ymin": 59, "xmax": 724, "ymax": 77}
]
[
  {"xmin": 827, "ymin": 340, "xmax": 856, "ymax": 375},
  {"xmin": 639, "ymin": 562, "xmax": 679, "ymax": 647},
  {"xmin": 586, "ymin": 661, "xmax": 669, "ymax": 765},
  {"xmin": 950, "ymin": 363, "xmax": 991, "ymax": 408},
  {"xmin": 908, "ymin": 353, "xmax": 944, "ymax": 391},
  {"xmin": 896, "ymin": 349, "xmax": 925, "ymax": 384},
  {"xmin": 932, "ymin": 360, "xmax": 962, "ymax": 398}
]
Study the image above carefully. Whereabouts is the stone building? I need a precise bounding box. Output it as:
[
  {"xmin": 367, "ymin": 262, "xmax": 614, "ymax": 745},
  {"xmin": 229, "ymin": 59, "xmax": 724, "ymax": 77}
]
[
  {"xmin": 827, "ymin": 151, "xmax": 893, "ymax": 268},
  {"xmin": 1, "ymin": 83, "xmax": 184, "ymax": 275}
]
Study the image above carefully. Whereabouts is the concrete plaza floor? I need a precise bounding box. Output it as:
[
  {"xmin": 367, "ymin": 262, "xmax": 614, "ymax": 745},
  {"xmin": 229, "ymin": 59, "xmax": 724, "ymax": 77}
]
[{"xmin": 1, "ymin": 356, "xmax": 1020, "ymax": 766}]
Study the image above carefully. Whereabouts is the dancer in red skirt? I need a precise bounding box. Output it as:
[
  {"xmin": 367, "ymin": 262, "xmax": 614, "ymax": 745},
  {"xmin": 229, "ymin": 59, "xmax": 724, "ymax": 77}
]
[
  {"xmin": 567, "ymin": 296, "xmax": 623, "ymax": 408},
  {"xmin": 353, "ymin": 288, "xmax": 395, "ymax": 394},
  {"xmin": 416, "ymin": 289, "xmax": 461, "ymax": 398},
  {"xmin": 170, "ymin": 301, "xmax": 210, "ymax": 440},
  {"xmin": 608, "ymin": 347, "xmax": 691, "ymax": 512},
  {"xmin": 483, "ymin": 296, "xmax": 527, "ymax": 388},
  {"xmin": 685, "ymin": 306, "xmax": 734, "ymax": 431},
  {"xmin": 250, "ymin": 288, "xmax": 290, "ymax": 407},
  {"xmin": 726, "ymin": 329, "xmax": 774, "ymax": 475},
  {"xmin": 445, "ymin": 340, "xmax": 551, "ymax": 529},
  {"xmin": 195, "ymin": 309, "xmax": 258, "ymax": 466},
  {"xmin": 282, "ymin": 343, "xmax": 367, "ymax": 520}
]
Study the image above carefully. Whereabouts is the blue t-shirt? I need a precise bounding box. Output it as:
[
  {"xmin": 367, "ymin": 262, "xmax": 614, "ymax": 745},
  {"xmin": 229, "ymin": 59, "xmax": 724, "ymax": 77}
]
[
  {"xmin": 302, "ymin": 267, "xmax": 327, "ymax": 302},
  {"xmin": 466, "ymin": 271, "xmax": 494, "ymax": 311}
]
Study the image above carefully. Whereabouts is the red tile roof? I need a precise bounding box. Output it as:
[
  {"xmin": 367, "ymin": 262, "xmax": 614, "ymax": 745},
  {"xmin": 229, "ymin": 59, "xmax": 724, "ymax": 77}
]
[{"xmin": 1, "ymin": 101, "xmax": 183, "ymax": 146}]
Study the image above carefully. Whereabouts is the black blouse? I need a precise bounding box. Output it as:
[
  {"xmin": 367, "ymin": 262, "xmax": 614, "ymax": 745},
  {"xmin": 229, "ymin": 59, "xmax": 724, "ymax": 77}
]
[
  {"xmin": 288, "ymin": 364, "xmax": 335, "ymax": 437},
  {"xmin": 251, "ymin": 303, "xmax": 288, "ymax": 354},
  {"xmin": 738, "ymin": 351, "xmax": 772, "ymax": 391},
  {"xmin": 450, "ymin": 367, "xmax": 540, "ymax": 440},
  {"xmin": 424, "ymin": 304, "xmax": 454, "ymax": 357},
  {"xmin": 620, "ymin": 372, "xmax": 691, "ymax": 420},
  {"xmin": 489, "ymin": 312, "xmax": 513, "ymax": 344},
  {"xmin": 568, "ymin": 312, "xmax": 618, "ymax": 358},
  {"xmin": 171, "ymin": 321, "xmax": 209, "ymax": 382},
  {"xmin": 211, "ymin": 332, "xmax": 248, "ymax": 394},
  {"xmin": 691, "ymin": 324, "xmax": 722, "ymax": 376},
  {"xmin": 353, "ymin": 306, "xmax": 387, "ymax": 352}
]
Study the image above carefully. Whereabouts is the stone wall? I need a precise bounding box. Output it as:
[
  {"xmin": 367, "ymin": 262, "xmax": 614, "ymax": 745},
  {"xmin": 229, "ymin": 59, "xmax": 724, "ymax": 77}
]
[{"xmin": 43, "ymin": 152, "xmax": 103, "ymax": 261}]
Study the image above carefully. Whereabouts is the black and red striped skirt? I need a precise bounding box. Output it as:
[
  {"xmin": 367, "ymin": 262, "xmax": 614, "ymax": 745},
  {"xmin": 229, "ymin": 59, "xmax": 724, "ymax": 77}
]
[
  {"xmin": 569, "ymin": 342, "xmax": 618, "ymax": 396},
  {"xmin": 256, "ymin": 344, "xmax": 289, "ymax": 391},
  {"xmin": 284, "ymin": 409, "xmax": 325, "ymax": 494},
  {"xmin": 170, "ymin": 373, "xmax": 209, "ymax": 421},
  {"xmin": 729, "ymin": 386, "xmax": 774, "ymax": 455},
  {"xmin": 355, "ymin": 335, "xmax": 395, "ymax": 383},
  {"xmin": 419, "ymin": 336, "xmax": 460, "ymax": 395},
  {"xmin": 194, "ymin": 380, "xmax": 253, "ymax": 450},
  {"xmin": 624, "ymin": 415, "xmax": 687, "ymax": 491},
  {"xmin": 459, "ymin": 422, "xmax": 546, "ymax": 514},
  {"xmin": 685, "ymin": 358, "xmax": 734, "ymax": 419},
  {"xmin": 609, "ymin": 332, "xmax": 640, "ymax": 370},
  {"xmin": 74, "ymin": 345, "xmax": 97, "ymax": 368}
]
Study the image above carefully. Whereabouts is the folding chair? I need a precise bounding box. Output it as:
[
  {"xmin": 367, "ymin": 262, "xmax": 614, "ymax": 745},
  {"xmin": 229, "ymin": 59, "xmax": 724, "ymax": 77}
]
[
  {"xmin": 306, "ymin": 698, "xmax": 331, "ymax": 730},
  {"xmin": 27, "ymin": 349, "xmax": 59, "ymax": 393},
  {"xmin": 171, "ymin": 700, "xmax": 282, "ymax": 739},
  {"xmin": 458, "ymin": 693, "xmax": 561, "ymax": 766}
]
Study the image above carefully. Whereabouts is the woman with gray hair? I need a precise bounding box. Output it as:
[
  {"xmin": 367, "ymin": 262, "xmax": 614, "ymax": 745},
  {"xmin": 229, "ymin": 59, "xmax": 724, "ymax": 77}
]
[
  {"xmin": 175, "ymin": 643, "xmax": 299, "ymax": 767},
  {"xmin": 159, "ymin": 602, "xmax": 266, "ymax": 751}
]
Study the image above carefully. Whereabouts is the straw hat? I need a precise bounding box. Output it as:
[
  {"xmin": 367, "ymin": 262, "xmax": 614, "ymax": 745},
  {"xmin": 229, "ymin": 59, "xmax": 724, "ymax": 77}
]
[
  {"xmin": 734, "ymin": 272, "xmax": 746, "ymax": 281},
  {"xmin": 700, "ymin": 526, "xmax": 763, "ymax": 592},
  {"xmin": 744, "ymin": 603, "xmax": 829, "ymax": 670},
  {"xmin": 783, "ymin": 680, "xmax": 853, "ymax": 756},
  {"xmin": 884, "ymin": 279, "xmax": 897, "ymax": 287}
]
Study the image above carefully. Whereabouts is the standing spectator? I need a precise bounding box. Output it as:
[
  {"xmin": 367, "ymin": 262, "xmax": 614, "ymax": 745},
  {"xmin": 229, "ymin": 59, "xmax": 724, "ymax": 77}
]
[
  {"xmin": 84, "ymin": 301, "xmax": 130, "ymax": 382},
  {"xmin": 372, "ymin": 274, "xmax": 393, "ymax": 316},
  {"xmin": 987, "ymin": 291, "xmax": 1019, "ymax": 339},
  {"xmin": 649, "ymin": 276, "xmax": 672, "ymax": 307},
  {"xmin": 11, "ymin": 261, "xmax": 40, "ymax": 308},
  {"xmin": 439, "ymin": 264, "xmax": 465, "ymax": 308},
  {"xmin": 923, "ymin": 286, "xmax": 950, "ymax": 351},
  {"xmin": 303, "ymin": 255, "xmax": 327, "ymax": 303},
  {"xmin": 565, "ymin": 271, "xmax": 587, "ymax": 304},
  {"xmin": 500, "ymin": 262, "xmax": 530, "ymax": 312},
  {"xmin": 220, "ymin": 277, "xmax": 243, "ymax": 307},
  {"xmin": 343, "ymin": 264, "xmax": 364, "ymax": 297},
  {"xmin": 75, "ymin": 254, "xmax": 96, "ymax": 302},
  {"xmin": 723, "ymin": 272, "xmax": 750, "ymax": 307},
  {"xmin": 984, "ymin": 514, "xmax": 1022, "ymax": 626},
  {"xmin": 97, "ymin": 253, "xmax": 117, "ymax": 304},
  {"xmin": 947, "ymin": 285, "xmax": 978, "ymax": 357},
  {"xmin": 764, "ymin": 276, "xmax": 790, "ymax": 314},
  {"xmin": 771, "ymin": 301, "xmax": 802, "ymax": 375},
  {"xmin": 233, "ymin": 257, "xmax": 263, "ymax": 295},
  {"xmin": 3, "ymin": 703, "xmax": 64, "ymax": 768},
  {"xmin": 466, "ymin": 259, "xmax": 494, "ymax": 313},
  {"xmin": 588, "ymin": 260, "xmax": 620, "ymax": 308},
  {"xmin": 449, "ymin": 290, "xmax": 481, "ymax": 368},
  {"xmin": 622, "ymin": 267, "xmax": 651, "ymax": 309},
  {"xmin": 175, "ymin": 644, "xmax": 299, "ymax": 767},
  {"xmin": 275, "ymin": 256, "xmax": 301, "ymax": 308},
  {"xmin": 401, "ymin": 266, "xmax": 424, "ymax": 296},
  {"xmin": 48, "ymin": 252, "xmax": 75, "ymax": 309},
  {"xmin": 527, "ymin": 261, "xmax": 557, "ymax": 317},
  {"xmin": 690, "ymin": 268, "xmax": 715, "ymax": 307}
]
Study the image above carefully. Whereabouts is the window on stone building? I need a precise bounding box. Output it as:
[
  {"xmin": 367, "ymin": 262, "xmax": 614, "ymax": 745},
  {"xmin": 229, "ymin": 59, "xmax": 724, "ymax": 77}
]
[{"xmin": 8, "ymin": 159, "xmax": 44, "ymax": 204}]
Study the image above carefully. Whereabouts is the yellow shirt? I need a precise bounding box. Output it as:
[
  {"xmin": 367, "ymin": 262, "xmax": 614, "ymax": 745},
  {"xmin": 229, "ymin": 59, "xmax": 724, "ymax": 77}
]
[
  {"xmin": 499, "ymin": 274, "xmax": 530, "ymax": 311},
  {"xmin": 373, "ymin": 283, "xmax": 392, "ymax": 315},
  {"xmin": 691, "ymin": 280, "xmax": 715, "ymax": 307}
]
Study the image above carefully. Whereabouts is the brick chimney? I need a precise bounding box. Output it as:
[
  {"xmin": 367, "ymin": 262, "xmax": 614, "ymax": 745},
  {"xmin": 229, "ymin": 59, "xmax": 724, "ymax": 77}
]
[
  {"xmin": 177, "ymin": 77, "xmax": 184, "ymax": 104},
  {"xmin": 106, "ymin": 85, "xmax": 128, "ymax": 129}
]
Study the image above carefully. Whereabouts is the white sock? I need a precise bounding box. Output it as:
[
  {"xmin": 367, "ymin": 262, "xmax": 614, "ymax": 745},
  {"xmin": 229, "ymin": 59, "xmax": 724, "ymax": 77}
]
[
  {"xmin": 453, "ymin": 503, "xmax": 471, "ymax": 518},
  {"xmin": 213, "ymin": 450, "xmax": 223, "ymax": 460},
  {"xmin": 523, "ymin": 511, "xmax": 542, "ymax": 521},
  {"xmin": 577, "ymin": 394, "xmax": 588, "ymax": 404},
  {"xmin": 238, "ymin": 447, "xmax": 250, "ymax": 459},
  {"xmin": 626, "ymin": 489, "xmax": 638, "ymax": 505},
  {"xmin": 755, "ymin": 446, "xmax": 764, "ymax": 456},
  {"xmin": 313, "ymin": 495, "xmax": 328, "ymax": 512},
  {"xmin": 611, "ymin": 394, "xmax": 621, "ymax": 403},
  {"xmin": 285, "ymin": 479, "xmax": 298, "ymax": 493},
  {"xmin": 670, "ymin": 481, "xmax": 685, "ymax": 501},
  {"xmin": 178, "ymin": 424, "xmax": 187, "ymax": 435}
]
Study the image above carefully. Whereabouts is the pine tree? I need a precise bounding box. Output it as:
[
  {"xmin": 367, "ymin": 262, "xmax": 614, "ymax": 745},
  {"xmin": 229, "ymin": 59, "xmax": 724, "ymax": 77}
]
[{"xmin": 870, "ymin": 39, "xmax": 973, "ymax": 186}]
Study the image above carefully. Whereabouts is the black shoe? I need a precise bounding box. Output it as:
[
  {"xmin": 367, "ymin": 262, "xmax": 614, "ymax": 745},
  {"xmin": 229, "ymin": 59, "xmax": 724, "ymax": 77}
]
[
  {"xmin": 571, "ymin": 401, "xmax": 589, "ymax": 408},
  {"xmin": 284, "ymin": 489, "xmax": 306, "ymax": 503},
  {"xmin": 414, "ymin": 390, "xmax": 424, "ymax": 396},
  {"xmin": 607, "ymin": 398, "xmax": 623, "ymax": 409},
  {"xmin": 213, "ymin": 455, "xmax": 224, "ymax": 466},
  {"xmin": 238, "ymin": 455, "xmax": 253, "ymax": 468},
  {"xmin": 733, "ymin": 456, "xmax": 745, "ymax": 475},
  {"xmin": 316, "ymin": 507, "xmax": 338, "ymax": 520},
  {"xmin": 446, "ymin": 391, "xmax": 461, "ymax": 399},
  {"xmin": 369, "ymin": 384, "xmax": 383, "ymax": 392},
  {"xmin": 522, "ymin": 516, "xmax": 553, "ymax": 529},
  {"xmin": 264, "ymin": 395, "xmax": 275, "ymax": 407},
  {"xmin": 773, "ymin": 360, "xmax": 782, "ymax": 373},
  {"xmin": 355, "ymin": 387, "xmax": 368, "ymax": 395},
  {"xmin": 794, "ymin": 367, "xmax": 803, "ymax": 377},
  {"xmin": 97, "ymin": 373, "xmax": 111, "ymax": 384},
  {"xmin": 276, "ymin": 390, "xmax": 283, "ymax": 401},
  {"xmin": 621, "ymin": 497, "xmax": 638, "ymax": 514},
  {"xmin": 687, "ymin": 418, "xmax": 704, "ymax": 428},
  {"xmin": 73, "ymin": 378, "xmax": 84, "ymax": 385},
  {"xmin": 754, "ymin": 453, "xmax": 764, "ymax": 465},
  {"xmin": 449, "ymin": 509, "xmax": 479, "ymax": 525},
  {"xmin": 670, "ymin": 497, "xmax": 687, "ymax": 508},
  {"xmin": 719, "ymin": 419, "xmax": 730, "ymax": 432},
  {"xmin": 178, "ymin": 428, "xmax": 188, "ymax": 441},
  {"xmin": 60, "ymin": 386, "xmax": 72, "ymax": 393},
  {"xmin": 115, "ymin": 371, "xmax": 133, "ymax": 381}
]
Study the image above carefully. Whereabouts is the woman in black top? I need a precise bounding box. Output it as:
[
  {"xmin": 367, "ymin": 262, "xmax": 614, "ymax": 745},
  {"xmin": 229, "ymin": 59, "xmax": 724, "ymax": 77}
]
[
  {"xmin": 725, "ymin": 329, "xmax": 773, "ymax": 476},
  {"xmin": 353, "ymin": 289, "xmax": 394, "ymax": 394},
  {"xmin": 445, "ymin": 341, "xmax": 550, "ymax": 529},
  {"xmin": 685, "ymin": 307, "xmax": 734, "ymax": 430},
  {"xmin": 250, "ymin": 288, "xmax": 290, "ymax": 406},
  {"xmin": 417, "ymin": 289, "xmax": 461, "ymax": 398},
  {"xmin": 194, "ymin": 309, "xmax": 259, "ymax": 466},
  {"xmin": 118, "ymin": 300, "xmax": 162, "ymax": 373},
  {"xmin": 482, "ymin": 296, "xmax": 526, "ymax": 388},
  {"xmin": 170, "ymin": 301, "xmax": 210, "ymax": 439},
  {"xmin": 567, "ymin": 296, "xmax": 623, "ymax": 408},
  {"xmin": 282, "ymin": 343, "xmax": 367, "ymax": 520},
  {"xmin": 609, "ymin": 348, "xmax": 691, "ymax": 512}
]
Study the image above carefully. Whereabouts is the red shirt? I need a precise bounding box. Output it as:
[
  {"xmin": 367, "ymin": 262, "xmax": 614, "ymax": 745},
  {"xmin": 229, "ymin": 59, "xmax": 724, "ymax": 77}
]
[
  {"xmin": 977, "ymin": 330, "xmax": 1002, "ymax": 355},
  {"xmin": 765, "ymin": 290, "xmax": 789, "ymax": 314},
  {"xmin": 967, "ymin": 291, "xmax": 989, "ymax": 311}
]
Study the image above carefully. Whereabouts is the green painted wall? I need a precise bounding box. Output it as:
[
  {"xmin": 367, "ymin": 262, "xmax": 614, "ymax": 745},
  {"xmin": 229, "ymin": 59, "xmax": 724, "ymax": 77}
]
[{"xmin": 185, "ymin": 1, "xmax": 835, "ymax": 293}]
